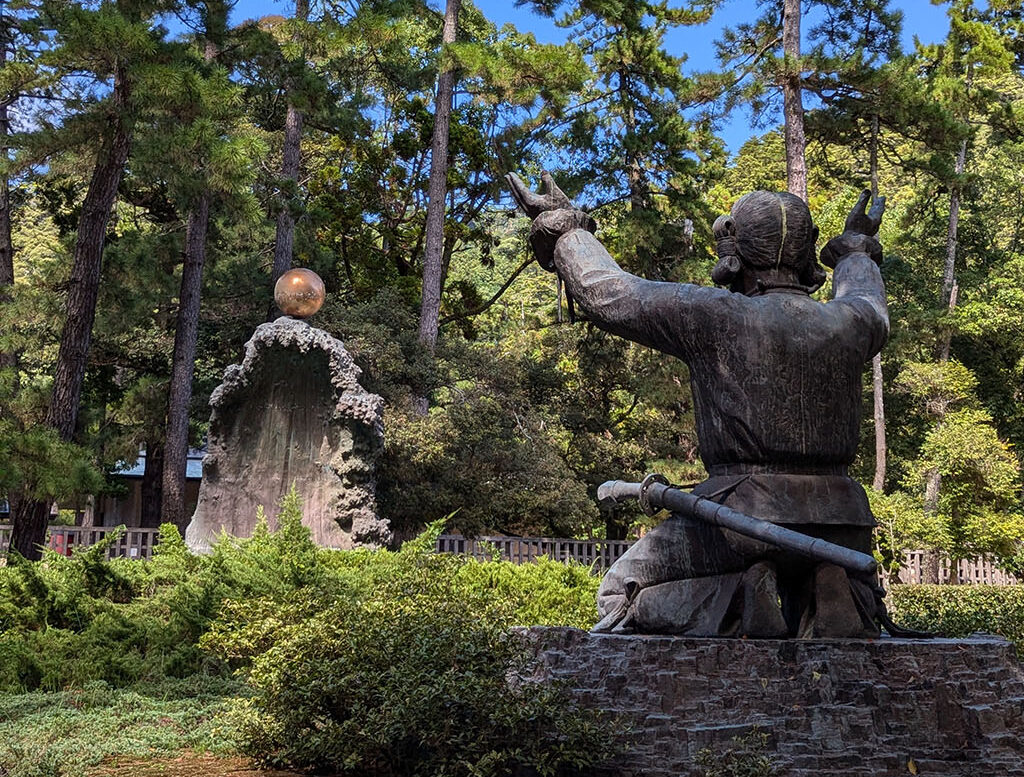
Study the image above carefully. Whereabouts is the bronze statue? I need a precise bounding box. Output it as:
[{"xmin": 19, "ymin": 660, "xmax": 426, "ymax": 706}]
[{"xmin": 507, "ymin": 173, "xmax": 896, "ymax": 639}]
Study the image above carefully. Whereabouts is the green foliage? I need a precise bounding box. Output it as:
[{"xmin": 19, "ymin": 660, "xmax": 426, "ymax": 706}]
[
  {"xmin": 888, "ymin": 585, "xmax": 1024, "ymax": 652},
  {"xmin": 0, "ymin": 489, "xmax": 601, "ymax": 696},
  {"xmin": 0, "ymin": 417, "xmax": 102, "ymax": 503},
  {"xmin": 0, "ymin": 676, "xmax": 242, "ymax": 777},
  {"xmin": 869, "ymin": 488, "xmax": 943, "ymax": 578},
  {"xmin": 0, "ymin": 497, "xmax": 610, "ymax": 774},
  {"xmin": 886, "ymin": 361, "xmax": 1024, "ymax": 567},
  {"xmin": 453, "ymin": 555, "xmax": 600, "ymax": 629},
  {"xmin": 3, "ymin": 0, "xmax": 1024, "ymax": 608},
  {"xmin": 203, "ymin": 544, "xmax": 613, "ymax": 777}
]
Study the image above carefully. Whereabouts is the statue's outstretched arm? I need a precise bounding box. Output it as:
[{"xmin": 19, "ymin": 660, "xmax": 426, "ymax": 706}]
[
  {"xmin": 506, "ymin": 172, "xmax": 704, "ymax": 357},
  {"xmin": 551, "ymin": 229, "xmax": 696, "ymax": 355}
]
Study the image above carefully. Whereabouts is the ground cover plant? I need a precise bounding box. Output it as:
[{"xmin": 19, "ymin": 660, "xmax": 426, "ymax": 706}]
[{"xmin": 0, "ymin": 677, "xmax": 242, "ymax": 777}]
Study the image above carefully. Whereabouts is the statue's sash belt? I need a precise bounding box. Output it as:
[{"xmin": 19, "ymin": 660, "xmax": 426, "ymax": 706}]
[{"xmin": 707, "ymin": 463, "xmax": 849, "ymax": 477}]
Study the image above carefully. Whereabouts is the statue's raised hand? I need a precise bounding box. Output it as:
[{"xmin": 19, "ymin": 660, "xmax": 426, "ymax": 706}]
[
  {"xmin": 506, "ymin": 172, "xmax": 596, "ymax": 271},
  {"xmin": 820, "ymin": 190, "xmax": 885, "ymax": 268},
  {"xmin": 843, "ymin": 189, "xmax": 885, "ymax": 237},
  {"xmin": 506, "ymin": 171, "xmax": 573, "ymax": 217}
]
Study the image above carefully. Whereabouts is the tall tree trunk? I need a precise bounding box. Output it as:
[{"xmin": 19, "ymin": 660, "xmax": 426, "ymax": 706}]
[
  {"xmin": 919, "ymin": 136, "xmax": 968, "ymax": 576},
  {"xmin": 922, "ymin": 465, "xmax": 942, "ymax": 584},
  {"xmin": 0, "ymin": 4, "xmax": 14, "ymax": 372},
  {"xmin": 417, "ymin": 0, "xmax": 461, "ymax": 360},
  {"xmin": 8, "ymin": 64, "xmax": 133, "ymax": 561},
  {"xmin": 871, "ymin": 354, "xmax": 886, "ymax": 491},
  {"xmin": 45, "ymin": 65, "xmax": 132, "ymax": 441},
  {"xmin": 161, "ymin": 193, "xmax": 209, "ymax": 531},
  {"xmin": 140, "ymin": 440, "xmax": 164, "ymax": 528},
  {"xmin": 869, "ymin": 113, "xmax": 886, "ymax": 492},
  {"xmin": 270, "ymin": 0, "xmax": 309, "ymax": 295},
  {"xmin": 938, "ymin": 137, "xmax": 968, "ymax": 362},
  {"xmin": 161, "ymin": 38, "xmax": 218, "ymax": 532},
  {"xmin": 781, "ymin": 0, "xmax": 807, "ymax": 201},
  {"xmin": 9, "ymin": 500, "xmax": 50, "ymax": 557}
]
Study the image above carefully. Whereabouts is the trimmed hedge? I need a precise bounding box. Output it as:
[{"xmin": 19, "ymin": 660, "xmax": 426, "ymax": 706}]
[{"xmin": 887, "ymin": 584, "xmax": 1024, "ymax": 651}]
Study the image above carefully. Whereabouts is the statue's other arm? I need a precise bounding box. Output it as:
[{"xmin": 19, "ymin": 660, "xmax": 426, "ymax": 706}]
[
  {"xmin": 553, "ymin": 228, "xmax": 707, "ymax": 359},
  {"xmin": 819, "ymin": 190, "xmax": 890, "ymax": 360},
  {"xmin": 823, "ymin": 235, "xmax": 888, "ymax": 360}
]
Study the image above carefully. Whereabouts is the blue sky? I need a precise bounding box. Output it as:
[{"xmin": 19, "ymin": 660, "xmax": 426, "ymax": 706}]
[{"xmin": 231, "ymin": 0, "xmax": 954, "ymax": 153}]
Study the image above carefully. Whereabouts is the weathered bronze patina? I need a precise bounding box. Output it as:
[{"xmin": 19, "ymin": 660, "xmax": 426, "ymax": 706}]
[{"xmin": 508, "ymin": 173, "xmax": 894, "ymax": 638}]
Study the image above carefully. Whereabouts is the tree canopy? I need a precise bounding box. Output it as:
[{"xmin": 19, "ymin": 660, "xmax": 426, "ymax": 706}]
[{"xmin": 1, "ymin": 0, "xmax": 1022, "ymax": 570}]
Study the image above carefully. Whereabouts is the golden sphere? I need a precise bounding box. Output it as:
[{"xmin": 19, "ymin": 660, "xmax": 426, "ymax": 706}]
[{"xmin": 274, "ymin": 268, "xmax": 326, "ymax": 318}]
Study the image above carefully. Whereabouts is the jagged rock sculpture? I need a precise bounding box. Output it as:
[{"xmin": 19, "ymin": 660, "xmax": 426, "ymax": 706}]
[{"xmin": 185, "ymin": 316, "xmax": 390, "ymax": 552}]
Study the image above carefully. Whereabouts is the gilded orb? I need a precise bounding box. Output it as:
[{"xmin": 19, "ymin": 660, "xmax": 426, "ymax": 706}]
[{"xmin": 274, "ymin": 268, "xmax": 326, "ymax": 318}]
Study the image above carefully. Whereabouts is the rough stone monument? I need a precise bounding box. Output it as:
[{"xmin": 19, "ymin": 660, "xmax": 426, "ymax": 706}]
[{"xmin": 185, "ymin": 269, "xmax": 391, "ymax": 552}]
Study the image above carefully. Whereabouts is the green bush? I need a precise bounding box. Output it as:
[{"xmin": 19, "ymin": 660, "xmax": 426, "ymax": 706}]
[
  {"xmin": 0, "ymin": 498, "xmax": 600, "ymax": 694},
  {"xmin": 203, "ymin": 545, "xmax": 616, "ymax": 777},
  {"xmin": 0, "ymin": 490, "xmax": 332, "ymax": 691},
  {"xmin": 887, "ymin": 584, "xmax": 1024, "ymax": 650},
  {"xmin": 0, "ymin": 495, "xmax": 613, "ymax": 773},
  {"xmin": 453, "ymin": 554, "xmax": 600, "ymax": 630}
]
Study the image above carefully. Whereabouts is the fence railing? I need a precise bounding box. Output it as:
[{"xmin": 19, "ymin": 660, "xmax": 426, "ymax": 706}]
[
  {"xmin": 435, "ymin": 534, "xmax": 1022, "ymax": 584},
  {"xmin": 0, "ymin": 525, "xmax": 162, "ymax": 560},
  {"xmin": 435, "ymin": 534, "xmax": 633, "ymax": 569},
  {"xmin": 895, "ymin": 551, "xmax": 1020, "ymax": 586},
  {"xmin": 1, "ymin": 525, "xmax": 1019, "ymax": 585}
]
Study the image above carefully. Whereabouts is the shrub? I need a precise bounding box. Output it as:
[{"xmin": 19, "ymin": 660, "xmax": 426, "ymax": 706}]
[
  {"xmin": 887, "ymin": 584, "xmax": 1024, "ymax": 650},
  {"xmin": 453, "ymin": 555, "xmax": 600, "ymax": 630},
  {"xmin": 0, "ymin": 492, "xmax": 314, "ymax": 692},
  {"xmin": 0, "ymin": 497, "xmax": 614, "ymax": 774},
  {"xmin": 203, "ymin": 541, "xmax": 616, "ymax": 776},
  {"xmin": 0, "ymin": 503, "xmax": 601, "ymax": 695}
]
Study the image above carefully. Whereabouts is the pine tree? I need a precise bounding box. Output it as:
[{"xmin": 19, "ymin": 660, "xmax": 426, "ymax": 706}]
[
  {"xmin": 800, "ymin": 0, "xmax": 904, "ymax": 492},
  {"xmin": 913, "ymin": 0, "xmax": 1019, "ymax": 581},
  {"xmin": 417, "ymin": 0, "xmax": 461, "ymax": 364},
  {"xmin": 161, "ymin": 0, "xmax": 232, "ymax": 532},
  {"xmin": 543, "ymin": 0, "xmax": 723, "ymax": 279},
  {"xmin": 7, "ymin": 0, "xmax": 171, "ymax": 558},
  {"xmin": 270, "ymin": 0, "xmax": 310, "ymax": 295}
]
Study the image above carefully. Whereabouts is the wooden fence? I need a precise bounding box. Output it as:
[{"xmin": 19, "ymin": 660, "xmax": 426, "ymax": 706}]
[
  {"xmin": 435, "ymin": 534, "xmax": 633, "ymax": 569},
  {"xmin": 0, "ymin": 525, "xmax": 162, "ymax": 560},
  {"xmin": 894, "ymin": 551, "xmax": 1020, "ymax": 585},
  {"xmin": 435, "ymin": 534, "xmax": 1022, "ymax": 584},
  {"xmin": 0, "ymin": 525, "xmax": 1019, "ymax": 585}
]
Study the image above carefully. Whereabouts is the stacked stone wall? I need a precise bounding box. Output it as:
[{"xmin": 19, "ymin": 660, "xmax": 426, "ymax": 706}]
[{"xmin": 521, "ymin": 628, "xmax": 1024, "ymax": 776}]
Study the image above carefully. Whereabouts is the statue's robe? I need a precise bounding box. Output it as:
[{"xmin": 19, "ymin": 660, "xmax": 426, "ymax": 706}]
[{"xmin": 550, "ymin": 229, "xmax": 888, "ymax": 625}]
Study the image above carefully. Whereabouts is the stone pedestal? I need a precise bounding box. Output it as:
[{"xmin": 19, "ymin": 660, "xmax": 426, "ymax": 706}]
[
  {"xmin": 185, "ymin": 317, "xmax": 390, "ymax": 553},
  {"xmin": 520, "ymin": 628, "xmax": 1024, "ymax": 777}
]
